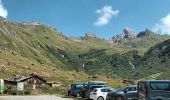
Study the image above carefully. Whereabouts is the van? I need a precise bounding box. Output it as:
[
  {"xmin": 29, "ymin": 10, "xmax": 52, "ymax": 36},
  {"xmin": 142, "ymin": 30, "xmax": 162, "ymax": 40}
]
[{"xmin": 138, "ymin": 80, "xmax": 170, "ymax": 100}]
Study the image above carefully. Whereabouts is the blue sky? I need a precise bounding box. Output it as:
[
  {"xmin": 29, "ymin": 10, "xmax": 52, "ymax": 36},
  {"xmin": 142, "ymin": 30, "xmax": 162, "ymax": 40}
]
[{"xmin": 1, "ymin": 0, "xmax": 170, "ymax": 39}]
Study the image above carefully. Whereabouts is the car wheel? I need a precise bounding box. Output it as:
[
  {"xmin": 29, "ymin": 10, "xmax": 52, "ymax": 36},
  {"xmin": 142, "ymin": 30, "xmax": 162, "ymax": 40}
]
[
  {"xmin": 82, "ymin": 95, "xmax": 85, "ymax": 98},
  {"xmin": 97, "ymin": 96, "xmax": 104, "ymax": 100},
  {"xmin": 116, "ymin": 96, "xmax": 124, "ymax": 100},
  {"xmin": 74, "ymin": 93, "xmax": 80, "ymax": 97}
]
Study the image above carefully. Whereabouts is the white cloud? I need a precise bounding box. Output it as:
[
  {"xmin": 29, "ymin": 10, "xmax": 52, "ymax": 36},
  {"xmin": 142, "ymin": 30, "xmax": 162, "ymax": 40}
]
[
  {"xmin": 152, "ymin": 14, "xmax": 170, "ymax": 35},
  {"xmin": 0, "ymin": 0, "xmax": 8, "ymax": 18},
  {"xmin": 94, "ymin": 5, "xmax": 119, "ymax": 26}
]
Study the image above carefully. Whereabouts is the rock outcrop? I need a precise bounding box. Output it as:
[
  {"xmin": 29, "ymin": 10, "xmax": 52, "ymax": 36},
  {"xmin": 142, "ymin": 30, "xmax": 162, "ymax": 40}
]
[
  {"xmin": 85, "ymin": 32, "xmax": 96, "ymax": 38},
  {"xmin": 123, "ymin": 27, "xmax": 136, "ymax": 39},
  {"xmin": 21, "ymin": 21, "xmax": 42, "ymax": 26},
  {"xmin": 137, "ymin": 29, "xmax": 156, "ymax": 38},
  {"xmin": 112, "ymin": 27, "xmax": 136, "ymax": 43}
]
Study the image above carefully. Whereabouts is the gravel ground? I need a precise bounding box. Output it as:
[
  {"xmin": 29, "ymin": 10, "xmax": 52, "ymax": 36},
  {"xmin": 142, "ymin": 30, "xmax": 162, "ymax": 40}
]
[{"xmin": 0, "ymin": 95, "xmax": 75, "ymax": 100}]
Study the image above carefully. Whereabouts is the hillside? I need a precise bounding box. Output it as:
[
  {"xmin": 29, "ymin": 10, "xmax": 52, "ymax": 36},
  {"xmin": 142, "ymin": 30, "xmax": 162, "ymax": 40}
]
[
  {"xmin": 0, "ymin": 47, "xmax": 125, "ymax": 88},
  {"xmin": 132, "ymin": 39, "xmax": 170, "ymax": 80},
  {"xmin": 0, "ymin": 47, "xmax": 89, "ymax": 83},
  {"xmin": 1, "ymin": 18, "xmax": 170, "ymax": 81},
  {"xmin": 0, "ymin": 18, "xmax": 91, "ymax": 70}
]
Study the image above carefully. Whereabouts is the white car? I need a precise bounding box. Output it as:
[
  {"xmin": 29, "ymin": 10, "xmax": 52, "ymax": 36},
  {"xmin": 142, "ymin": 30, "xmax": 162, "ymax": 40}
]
[{"xmin": 90, "ymin": 87, "xmax": 112, "ymax": 100}]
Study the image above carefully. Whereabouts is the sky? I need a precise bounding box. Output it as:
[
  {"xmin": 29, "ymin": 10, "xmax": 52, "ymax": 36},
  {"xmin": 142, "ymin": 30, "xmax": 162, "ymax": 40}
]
[{"xmin": 1, "ymin": 0, "xmax": 170, "ymax": 39}]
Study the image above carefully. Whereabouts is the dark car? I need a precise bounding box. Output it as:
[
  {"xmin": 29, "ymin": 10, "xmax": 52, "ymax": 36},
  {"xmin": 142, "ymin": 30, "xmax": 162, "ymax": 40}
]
[
  {"xmin": 138, "ymin": 80, "xmax": 170, "ymax": 100},
  {"xmin": 106, "ymin": 85, "xmax": 138, "ymax": 100},
  {"xmin": 80, "ymin": 85, "xmax": 86, "ymax": 98},
  {"xmin": 69, "ymin": 83, "xmax": 86, "ymax": 97}
]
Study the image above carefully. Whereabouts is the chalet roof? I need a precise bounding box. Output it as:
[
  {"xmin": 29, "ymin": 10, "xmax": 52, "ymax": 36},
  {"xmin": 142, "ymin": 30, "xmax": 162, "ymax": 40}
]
[
  {"xmin": 5, "ymin": 74, "xmax": 46, "ymax": 83},
  {"xmin": 16, "ymin": 76, "xmax": 32, "ymax": 82}
]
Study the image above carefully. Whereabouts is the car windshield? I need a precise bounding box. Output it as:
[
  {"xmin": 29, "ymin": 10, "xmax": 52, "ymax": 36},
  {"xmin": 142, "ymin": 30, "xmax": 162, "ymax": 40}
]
[
  {"xmin": 71, "ymin": 84, "xmax": 84, "ymax": 89},
  {"xmin": 75, "ymin": 84, "xmax": 84, "ymax": 89},
  {"xmin": 101, "ymin": 88, "xmax": 111, "ymax": 92},
  {"xmin": 90, "ymin": 85, "xmax": 105, "ymax": 90}
]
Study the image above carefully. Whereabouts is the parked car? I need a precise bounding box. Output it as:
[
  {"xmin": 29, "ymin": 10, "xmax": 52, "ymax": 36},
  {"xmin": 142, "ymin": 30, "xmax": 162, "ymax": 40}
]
[
  {"xmin": 80, "ymin": 85, "xmax": 87, "ymax": 98},
  {"xmin": 106, "ymin": 85, "xmax": 138, "ymax": 100},
  {"xmin": 84, "ymin": 81, "xmax": 107, "ymax": 99},
  {"xmin": 90, "ymin": 87, "xmax": 112, "ymax": 100},
  {"xmin": 138, "ymin": 80, "xmax": 170, "ymax": 100},
  {"xmin": 68, "ymin": 83, "xmax": 86, "ymax": 97},
  {"xmin": 87, "ymin": 85, "xmax": 108, "ymax": 99}
]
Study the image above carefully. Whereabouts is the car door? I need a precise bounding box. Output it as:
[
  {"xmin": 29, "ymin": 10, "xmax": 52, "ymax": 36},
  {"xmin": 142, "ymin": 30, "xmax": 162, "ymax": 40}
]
[
  {"xmin": 100, "ymin": 89, "xmax": 111, "ymax": 99},
  {"xmin": 126, "ymin": 87, "xmax": 137, "ymax": 100},
  {"xmin": 138, "ymin": 81, "xmax": 146, "ymax": 100}
]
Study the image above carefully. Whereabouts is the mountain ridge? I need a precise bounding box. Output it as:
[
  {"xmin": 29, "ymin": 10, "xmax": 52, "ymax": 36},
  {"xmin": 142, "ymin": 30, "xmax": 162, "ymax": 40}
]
[{"xmin": 1, "ymin": 18, "xmax": 170, "ymax": 80}]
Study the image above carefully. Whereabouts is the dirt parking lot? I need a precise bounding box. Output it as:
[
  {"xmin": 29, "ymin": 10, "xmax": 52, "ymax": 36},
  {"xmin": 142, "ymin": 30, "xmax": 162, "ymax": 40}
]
[{"xmin": 0, "ymin": 95, "xmax": 79, "ymax": 100}]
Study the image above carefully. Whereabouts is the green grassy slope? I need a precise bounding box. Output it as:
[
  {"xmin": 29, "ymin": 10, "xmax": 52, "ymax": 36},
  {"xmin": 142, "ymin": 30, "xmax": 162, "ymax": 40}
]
[
  {"xmin": 132, "ymin": 39, "xmax": 170, "ymax": 79},
  {"xmin": 0, "ymin": 47, "xmax": 124, "ymax": 87},
  {"xmin": 0, "ymin": 20, "xmax": 91, "ymax": 69},
  {"xmin": 1, "ymin": 18, "xmax": 170, "ymax": 80},
  {"xmin": 124, "ymin": 34, "xmax": 170, "ymax": 55}
]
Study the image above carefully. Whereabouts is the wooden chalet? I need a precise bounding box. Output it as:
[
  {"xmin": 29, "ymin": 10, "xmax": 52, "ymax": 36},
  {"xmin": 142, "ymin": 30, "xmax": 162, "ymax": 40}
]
[{"xmin": 4, "ymin": 74, "xmax": 47, "ymax": 87}]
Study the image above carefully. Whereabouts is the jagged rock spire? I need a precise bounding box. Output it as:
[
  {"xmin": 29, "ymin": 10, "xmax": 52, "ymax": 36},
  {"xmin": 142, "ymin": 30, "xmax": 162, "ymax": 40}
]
[{"xmin": 137, "ymin": 29, "xmax": 156, "ymax": 37}]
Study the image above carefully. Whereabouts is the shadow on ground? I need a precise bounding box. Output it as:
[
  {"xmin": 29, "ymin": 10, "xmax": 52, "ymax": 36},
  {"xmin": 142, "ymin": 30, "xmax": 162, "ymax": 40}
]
[
  {"xmin": 62, "ymin": 96, "xmax": 88, "ymax": 100},
  {"xmin": 73, "ymin": 97, "xmax": 88, "ymax": 100}
]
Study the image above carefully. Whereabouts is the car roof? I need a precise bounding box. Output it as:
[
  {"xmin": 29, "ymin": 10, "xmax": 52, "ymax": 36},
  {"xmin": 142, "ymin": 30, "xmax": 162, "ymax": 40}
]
[
  {"xmin": 90, "ymin": 84, "xmax": 106, "ymax": 86},
  {"xmin": 129, "ymin": 85, "xmax": 137, "ymax": 86},
  {"xmin": 71, "ymin": 83, "xmax": 87, "ymax": 85},
  {"xmin": 88, "ymin": 81, "xmax": 107, "ymax": 84},
  {"xmin": 95, "ymin": 87, "xmax": 111, "ymax": 89}
]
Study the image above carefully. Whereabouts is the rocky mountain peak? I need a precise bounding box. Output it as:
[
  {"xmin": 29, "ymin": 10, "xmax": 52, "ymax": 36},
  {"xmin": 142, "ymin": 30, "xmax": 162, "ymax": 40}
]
[
  {"xmin": 112, "ymin": 27, "xmax": 136, "ymax": 44},
  {"xmin": 0, "ymin": 16, "xmax": 6, "ymax": 20},
  {"xmin": 0, "ymin": 16, "xmax": 7, "ymax": 22},
  {"xmin": 21, "ymin": 21, "xmax": 42, "ymax": 26},
  {"xmin": 137, "ymin": 29, "xmax": 156, "ymax": 38},
  {"xmin": 85, "ymin": 32, "xmax": 96, "ymax": 38},
  {"xmin": 123, "ymin": 27, "xmax": 136, "ymax": 39}
]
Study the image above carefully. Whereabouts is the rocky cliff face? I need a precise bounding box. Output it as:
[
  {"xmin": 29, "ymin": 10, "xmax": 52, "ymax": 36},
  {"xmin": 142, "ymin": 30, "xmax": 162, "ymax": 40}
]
[
  {"xmin": 85, "ymin": 32, "xmax": 96, "ymax": 38},
  {"xmin": 112, "ymin": 33, "xmax": 126, "ymax": 43},
  {"xmin": 123, "ymin": 27, "xmax": 136, "ymax": 39},
  {"xmin": 112, "ymin": 27, "xmax": 136, "ymax": 43},
  {"xmin": 71, "ymin": 32, "xmax": 97, "ymax": 41},
  {"xmin": 112, "ymin": 28, "xmax": 158, "ymax": 44},
  {"xmin": 21, "ymin": 21, "xmax": 42, "ymax": 26},
  {"xmin": 137, "ymin": 29, "xmax": 156, "ymax": 38}
]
